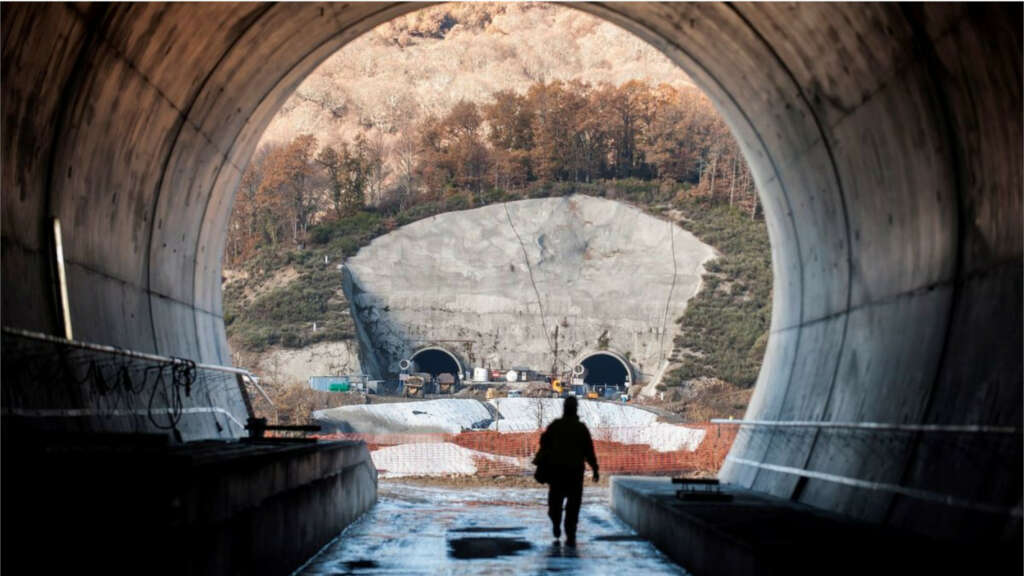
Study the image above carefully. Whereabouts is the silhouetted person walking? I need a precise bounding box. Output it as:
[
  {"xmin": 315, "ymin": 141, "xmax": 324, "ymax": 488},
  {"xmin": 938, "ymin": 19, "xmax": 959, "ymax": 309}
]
[{"xmin": 536, "ymin": 396, "xmax": 599, "ymax": 547}]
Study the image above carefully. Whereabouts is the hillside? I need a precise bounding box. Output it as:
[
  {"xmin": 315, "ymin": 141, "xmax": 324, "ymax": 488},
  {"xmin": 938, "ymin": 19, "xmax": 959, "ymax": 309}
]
[
  {"xmin": 260, "ymin": 3, "xmax": 693, "ymax": 147},
  {"xmin": 342, "ymin": 194, "xmax": 715, "ymax": 381},
  {"xmin": 225, "ymin": 181, "xmax": 770, "ymax": 423},
  {"xmin": 223, "ymin": 2, "xmax": 770, "ymax": 424}
]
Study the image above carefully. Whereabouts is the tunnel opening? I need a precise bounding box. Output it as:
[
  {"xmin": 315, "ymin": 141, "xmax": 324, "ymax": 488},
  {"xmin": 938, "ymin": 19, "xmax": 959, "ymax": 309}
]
[
  {"xmin": 2, "ymin": 3, "xmax": 1019, "ymax": 561},
  {"xmin": 411, "ymin": 348, "xmax": 461, "ymax": 382},
  {"xmin": 580, "ymin": 353, "xmax": 630, "ymax": 389}
]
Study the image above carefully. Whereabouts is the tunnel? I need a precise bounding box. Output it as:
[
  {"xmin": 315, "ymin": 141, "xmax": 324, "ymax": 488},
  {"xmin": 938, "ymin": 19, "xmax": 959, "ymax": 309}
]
[
  {"xmin": 410, "ymin": 347, "xmax": 462, "ymax": 381},
  {"xmin": 2, "ymin": 0, "xmax": 1020, "ymax": 554},
  {"xmin": 579, "ymin": 352, "xmax": 631, "ymax": 388}
]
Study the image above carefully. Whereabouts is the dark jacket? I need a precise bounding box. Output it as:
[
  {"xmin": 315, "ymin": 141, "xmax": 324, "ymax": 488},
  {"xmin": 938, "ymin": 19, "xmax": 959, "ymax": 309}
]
[{"xmin": 538, "ymin": 416, "xmax": 598, "ymax": 477}]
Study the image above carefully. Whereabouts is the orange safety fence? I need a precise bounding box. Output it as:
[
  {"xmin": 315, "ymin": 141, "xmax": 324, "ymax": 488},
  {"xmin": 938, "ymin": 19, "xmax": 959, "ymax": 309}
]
[{"xmin": 316, "ymin": 423, "xmax": 737, "ymax": 477}]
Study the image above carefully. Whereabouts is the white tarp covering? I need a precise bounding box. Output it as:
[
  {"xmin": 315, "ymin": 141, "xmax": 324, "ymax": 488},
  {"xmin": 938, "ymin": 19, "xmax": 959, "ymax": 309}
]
[
  {"xmin": 489, "ymin": 398, "xmax": 655, "ymax": 428},
  {"xmin": 371, "ymin": 443, "xmax": 526, "ymax": 477},
  {"xmin": 317, "ymin": 397, "xmax": 705, "ymax": 452},
  {"xmin": 314, "ymin": 399, "xmax": 492, "ymax": 434},
  {"xmin": 488, "ymin": 398, "xmax": 705, "ymax": 452}
]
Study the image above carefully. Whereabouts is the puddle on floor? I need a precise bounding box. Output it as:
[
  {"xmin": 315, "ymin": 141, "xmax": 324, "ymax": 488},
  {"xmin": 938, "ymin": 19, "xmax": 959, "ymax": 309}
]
[
  {"xmin": 449, "ymin": 526, "xmax": 526, "ymax": 533},
  {"xmin": 448, "ymin": 536, "xmax": 533, "ymax": 559}
]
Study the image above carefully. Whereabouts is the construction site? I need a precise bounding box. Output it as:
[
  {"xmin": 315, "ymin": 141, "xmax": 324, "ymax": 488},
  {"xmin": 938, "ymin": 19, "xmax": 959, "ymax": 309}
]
[{"xmin": 2, "ymin": 3, "xmax": 1021, "ymax": 576}]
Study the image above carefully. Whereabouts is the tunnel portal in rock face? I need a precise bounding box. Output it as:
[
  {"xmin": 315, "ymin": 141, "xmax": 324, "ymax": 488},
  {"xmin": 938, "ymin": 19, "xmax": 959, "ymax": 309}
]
[
  {"xmin": 411, "ymin": 348, "xmax": 462, "ymax": 381},
  {"xmin": 343, "ymin": 195, "xmax": 713, "ymax": 383},
  {"xmin": 580, "ymin": 353, "xmax": 630, "ymax": 388},
  {"xmin": 2, "ymin": 2, "xmax": 1020, "ymax": 547}
]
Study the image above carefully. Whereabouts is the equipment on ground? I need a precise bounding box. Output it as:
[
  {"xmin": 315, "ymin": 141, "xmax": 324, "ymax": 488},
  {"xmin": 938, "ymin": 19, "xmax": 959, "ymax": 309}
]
[
  {"xmin": 403, "ymin": 372, "xmax": 433, "ymax": 397},
  {"xmin": 673, "ymin": 478, "xmax": 732, "ymax": 502},
  {"xmin": 437, "ymin": 372, "xmax": 457, "ymax": 394},
  {"xmin": 309, "ymin": 376, "xmax": 357, "ymax": 392},
  {"xmin": 403, "ymin": 375, "xmax": 426, "ymax": 398},
  {"xmin": 550, "ymin": 378, "xmax": 566, "ymax": 398}
]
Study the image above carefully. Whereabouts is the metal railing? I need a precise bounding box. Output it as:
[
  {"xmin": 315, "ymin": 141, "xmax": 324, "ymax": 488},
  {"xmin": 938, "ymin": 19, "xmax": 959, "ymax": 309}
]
[{"xmin": 1, "ymin": 327, "xmax": 272, "ymax": 441}]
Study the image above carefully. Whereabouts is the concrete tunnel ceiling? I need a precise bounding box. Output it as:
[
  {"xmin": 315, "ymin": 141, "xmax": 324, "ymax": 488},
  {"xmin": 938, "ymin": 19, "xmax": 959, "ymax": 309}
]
[{"xmin": 2, "ymin": 3, "xmax": 1020, "ymax": 544}]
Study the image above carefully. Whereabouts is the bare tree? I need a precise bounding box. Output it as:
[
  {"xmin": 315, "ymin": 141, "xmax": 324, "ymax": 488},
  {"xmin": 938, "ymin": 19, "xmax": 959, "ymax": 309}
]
[
  {"xmin": 532, "ymin": 397, "xmax": 546, "ymax": 430},
  {"xmin": 394, "ymin": 132, "xmax": 418, "ymax": 209}
]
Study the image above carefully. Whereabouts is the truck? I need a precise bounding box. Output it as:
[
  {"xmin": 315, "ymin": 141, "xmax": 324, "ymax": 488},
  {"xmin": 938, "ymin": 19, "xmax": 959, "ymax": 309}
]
[
  {"xmin": 403, "ymin": 372, "xmax": 434, "ymax": 397},
  {"xmin": 437, "ymin": 372, "xmax": 457, "ymax": 394},
  {"xmin": 403, "ymin": 375, "xmax": 427, "ymax": 398}
]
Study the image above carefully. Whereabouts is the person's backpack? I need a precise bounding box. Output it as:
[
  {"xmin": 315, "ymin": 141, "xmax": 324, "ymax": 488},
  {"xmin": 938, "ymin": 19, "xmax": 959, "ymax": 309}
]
[{"xmin": 532, "ymin": 448, "xmax": 550, "ymax": 484}]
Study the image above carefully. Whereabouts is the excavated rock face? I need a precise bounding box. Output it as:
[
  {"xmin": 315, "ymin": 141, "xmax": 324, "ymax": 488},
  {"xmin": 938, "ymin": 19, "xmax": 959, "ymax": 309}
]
[{"xmin": 342, "ymin": 195, "xmax": 714, "ymax": 381}]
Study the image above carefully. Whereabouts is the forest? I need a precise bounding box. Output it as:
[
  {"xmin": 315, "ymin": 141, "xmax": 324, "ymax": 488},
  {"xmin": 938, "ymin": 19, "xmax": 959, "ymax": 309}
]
[
  {"xmin": 226, "ymin": 80, "xmax": 757, "ymax": 265},
  {"xmin": 224, "ymin": 80, "xmax": 770, "ymax": 392}
]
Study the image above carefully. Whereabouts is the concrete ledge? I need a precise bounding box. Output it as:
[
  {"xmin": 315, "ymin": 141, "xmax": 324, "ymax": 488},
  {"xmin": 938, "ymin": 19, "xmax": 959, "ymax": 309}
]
[
  {"xmin": 3, "ymin": 432, "xmax": 377, "ymax": 575},
  {"xmin": 179, "ymin": 440, "xmax": 378, "ymax": 575},
  {"xmin": 610, "ymin": 476, "xmax": 1021, "ymax": 576}
]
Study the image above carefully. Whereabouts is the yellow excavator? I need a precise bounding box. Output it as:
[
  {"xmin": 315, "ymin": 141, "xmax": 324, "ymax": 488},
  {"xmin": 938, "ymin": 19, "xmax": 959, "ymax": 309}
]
[{"xmin": 550, "ymin": 378, "xmax": 565, "ymax": 398}]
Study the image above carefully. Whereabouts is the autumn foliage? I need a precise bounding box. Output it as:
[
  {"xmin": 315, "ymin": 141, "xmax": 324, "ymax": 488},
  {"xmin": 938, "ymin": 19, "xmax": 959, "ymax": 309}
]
[{"xmin": 227, "ymin": 80, "xmax": 756, "ymax": 267}]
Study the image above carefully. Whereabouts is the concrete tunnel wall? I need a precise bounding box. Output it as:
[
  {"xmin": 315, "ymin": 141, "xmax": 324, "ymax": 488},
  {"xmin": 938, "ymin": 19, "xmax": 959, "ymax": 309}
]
[{"xmin": 2, "ymin": 2, "xmax": 1020, "ymax": 542}]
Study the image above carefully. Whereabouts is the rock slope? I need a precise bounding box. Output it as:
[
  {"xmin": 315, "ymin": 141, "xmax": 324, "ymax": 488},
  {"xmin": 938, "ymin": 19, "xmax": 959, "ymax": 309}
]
[{"xmin": 343, "ymin": 195, "xmax": 715, "ymax": 381}]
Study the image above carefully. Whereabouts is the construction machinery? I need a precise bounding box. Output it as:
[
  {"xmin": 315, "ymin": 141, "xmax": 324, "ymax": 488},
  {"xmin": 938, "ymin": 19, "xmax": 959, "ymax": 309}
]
[
  {"xmin": 403, "ymin": 375, "xmax": 426, "ymax": 398},
  {"xmin": 403, "ymin": 372, "xmax": 433, "ymax": 397},
  {"xmin": 437, "ymin": 372, "xmax": 457, "ymax": 394},
  {"xmin": 550, "ymin": 378, "xmax": 566, "ymax": 398}
]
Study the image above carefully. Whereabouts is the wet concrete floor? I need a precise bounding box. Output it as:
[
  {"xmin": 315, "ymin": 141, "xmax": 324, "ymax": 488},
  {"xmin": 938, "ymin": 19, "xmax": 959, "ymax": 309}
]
[{"xmin": 298, "ymin": 481, "xmax": 689, "ymax": 575}]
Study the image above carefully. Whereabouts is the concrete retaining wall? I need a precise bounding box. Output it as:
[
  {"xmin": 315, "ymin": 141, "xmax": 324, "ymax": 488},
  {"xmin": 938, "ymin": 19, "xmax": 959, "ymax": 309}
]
[
  {"xmin": 180, "ymin": 441, "xmax": 378, "ymax": 575},
  {"xmin": 3, "ymin": 435, "xmax": 378, "ymax": 575},
  {"xmin": 611, "ymin": 477, "xmax": 760, "ymax": 576}
]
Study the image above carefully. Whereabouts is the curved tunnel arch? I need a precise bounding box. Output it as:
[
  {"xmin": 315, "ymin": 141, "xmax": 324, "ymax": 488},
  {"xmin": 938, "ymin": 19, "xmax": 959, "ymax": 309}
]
[
  {"xmin": 2, "ymin": 3, "xmax": 1020, "ymax": 542},
  {"xmin": 573, "ymin": 350, "xmax": 633, "ymax": 388},
  {"xmin": 409, "ymin": 346, "xmax": 464, "ymax": 382}
]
